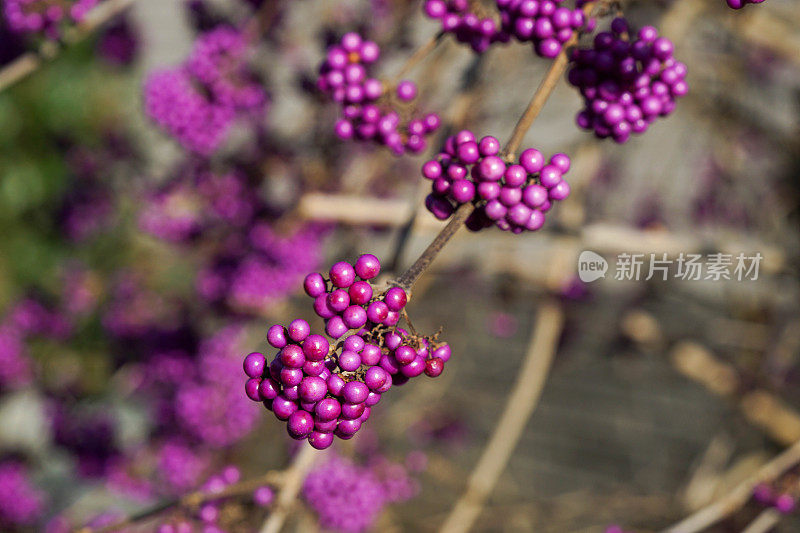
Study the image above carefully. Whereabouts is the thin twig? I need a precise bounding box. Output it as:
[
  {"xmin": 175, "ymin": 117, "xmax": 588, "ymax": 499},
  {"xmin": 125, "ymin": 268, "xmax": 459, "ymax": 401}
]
[
  {"xmin": 437, "ymin": 302, "xmax": 564, "ymax": 533},
  {"xmin": 391, "ymin": 31, "xmax": 445, "ymax": 84},
  {"xmin": 79, "ymin": 470, "xmax": 285, "ymax": 533},
  {"xmin": 0, "ymin": 0, "xmax": 137, "ymax": 93},
  {"xmin": 243, "ymin": 0, "xmax": 281, "ymax": 43},
  {"xmin": 662, "ymin": 438, "xmax": 800, "ymax": 533},
  {"xmin": 741, "ymin": 509, "xmax": 782, "ymax": 533},
  {"xmin": 394, "ymin": 202, "xmax": 475, "ymax": 292},
  {"xmin": 259, "ymin": 444, "xmax": 321, "ymax": 533}
]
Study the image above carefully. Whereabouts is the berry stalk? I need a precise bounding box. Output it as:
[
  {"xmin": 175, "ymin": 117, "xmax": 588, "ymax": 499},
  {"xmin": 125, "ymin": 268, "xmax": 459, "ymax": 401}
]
[
  {"xmin": 259, "ymin": 444, "xmax": 321, "ymax": 533},
  {"xmin": 391, "ymin": 30, "xmax": 445, "ymax": 84},
  {"xmin": 80, "ymin": 469, "xmax": 285, "ymax": 533}
]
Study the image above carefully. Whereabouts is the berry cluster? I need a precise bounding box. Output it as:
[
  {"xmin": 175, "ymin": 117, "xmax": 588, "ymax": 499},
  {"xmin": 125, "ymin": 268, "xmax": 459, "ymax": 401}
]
[
  {"xmin": 726, "ymin": 0, "xmax": 765, "ymax": 8},
  {"xmin": 423, "ymin": 130, "xmax": 571, "ymax": 233},
  {"xmin": 144, "ymin": 27, "xmax": 267, "ymax": 156},
  {"xmin": 753, "ymin": 480, "xmax": 798, "ymax": 514},
  {"xmin": 3, "ymin": 0, "xmax": 98, "ymax": 40},
  {"xmin": 567, "ymin": 18, "xmax": 688, "ymax": 143},
  {"xmin": 423, "ymin": 0, "xmax": 508, "ymax": 54},
  {"xmin": 305, "ymin": 254, "xmax": 407, "ymax": 338},
  {"xmin": 0, "ymin": 461, "xmax": 45, "ymax": 528},
  {"xmin": 496, "ymin": 0, "xmax": 587, "ymax": 58},
  {"xmin": 302, "ymin": 453, "xmax": 419, "ymax": 532},
  {"xmin": 155, "ymin": 466, "xmax": 274, "ymax": 533},
  {"xmin": 317, "ymin": 32, "xmax": 441, "ymax": 155},
  {"xmin": 243, "ymin": 254, "xmax": 450, "ymax": 449}
]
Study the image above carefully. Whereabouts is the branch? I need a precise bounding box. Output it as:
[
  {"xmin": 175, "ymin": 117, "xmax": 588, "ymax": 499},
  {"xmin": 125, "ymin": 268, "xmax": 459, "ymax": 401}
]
[
  {"xmin": 0, "ymin": 0, "xmax": 137, "ymax": 93},
  {"xmin": 259, "ymin": 444, "xmax": 321, "ymax": 533},
  {"xmin": 79, "ymin": 470, "xmax": 285, "ymax": 533},
  {"xmin": 391, "ymin": 31, "xmax": 445, "ymax": 84},
  {"xmin": 437, "ymin": 302, "xmax": 564, "ymax": 533},
  {"xmin": 662, "ymin": 438, "xmax": 800, "ymax": 533}
]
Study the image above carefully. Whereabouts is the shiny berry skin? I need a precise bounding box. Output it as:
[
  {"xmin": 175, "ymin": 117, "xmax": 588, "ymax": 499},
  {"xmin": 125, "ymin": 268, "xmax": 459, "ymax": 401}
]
[
  {"xmin": 303, "ymin": 273, "xmax": 327, "ymax": 297},
  {"xmin": 338, "ymin": 350, "xmax": 362, "ymax": 372},
  {"xmin": 394, "ymin": 345, "xmax": 416, "ymax": 365},
  {"xmin": 258, "ymin": 378, "xmax": 280, "ymax": 400},
  {"xmin": 364, "ymin": 366, "xmax": 388, "ymax": 390},
  {"xmin": 267, "ymin": 325, "xmax": 287, "ymax": 349},
  {"xmin": 361, "ymin": 344, "xmax": 382, "ymax": 366},
  {"xmin": 245, "ymin": 378, "xmax": 262, "ymax": 401},
  {"xmin": 366, "ymin": 301, "xmax": 389, "ymax": 323},
  {"xmin": 302, "ymin": 335, "xmax": 329, "ymax": 362},
  {"xmin": 325, "ymin": 316, "xmax": 349, "ymax": 339},
  {"xmin": 287, "ymin": 319, "xmax": 311, "ymax": 342},
  {"xmin": 308, "ymin": 431, "xmax": 335, "ymax": 449},
  {"xmin": 243, "ymin": 352, "xmax": 266, "ymax": 378},
  {"xmin": 425, "ymin": 357, "xmax": 445, "ymax": 377},
  {"xmin": 384, "ymin": 287, "xmax": 407, "ymax": 311},
  {"xmin": 396, "ymin": 80, "xmax": 417, "ymax": 101},
  {"xmin": 348, "ymin": 281, "xmax": 373, "ymax": 305},
  {"xmin": 287, "ymin": 410, "xmax": 314, "ymax": 439},
  {"xmin": 343, "ymin": 305, "xmax": 368, "ymax": 329},
  {"xmin": 280, "ymin": 345, "xmax": 305, "ymax": 368},
  {"xmin": 272, "ymin": 396, "xmax": 298, "ymax": 420},
  {"xmin": 315, "ymin": 398, "xmax": 342, "ymax": 421},
  {"xmin": 299, "ymin": 376, "xmax": 328, "ymax": 403},
  {"xmin": 342, "ymin": 381, "xmax": 369, "ymax": 404},
  {"xmin": 329, "ymin": 261, "xmax": 356, "ymax": 288}
]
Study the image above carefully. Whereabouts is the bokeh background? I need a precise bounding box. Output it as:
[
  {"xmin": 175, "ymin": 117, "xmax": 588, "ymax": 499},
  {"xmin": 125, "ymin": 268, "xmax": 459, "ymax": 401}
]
[{"xmin": 0, "ymin": 0, "xmax": 798, "ymax": 531}]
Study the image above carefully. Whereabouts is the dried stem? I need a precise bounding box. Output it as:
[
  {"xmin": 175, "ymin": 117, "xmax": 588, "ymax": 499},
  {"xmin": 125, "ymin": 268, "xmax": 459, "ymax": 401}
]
[
  {"xmin": 391, "ymin": 31, "xmax": 445, "ymax": 84},
  {"xmin": 662, "ymin": 438, "xmax": 800, "ymax": 533},
  {"xmin": 394, "ymin": 202, "xmax": 475, "ymax": 292},
  {"xmin": 0, "ymin": 0, "xmax": 137, "ymax": 93},
  {"xmin": 259, "ymin": 444, "xmax": 321, "ymax": 533},
  {"xmin": 437, "ymin": 302, "xmax": 564, "ymax": 533},
  {"xmin": 741, "ymin": 509, "xmax": 782, "ymax": 533},
  {"xmin": 80, "ymin": 470, "xmax": 285, "ymax": 533},
  {"xmin": 243, "ymin": 0, "xmax": 281, "ymax": 43}
]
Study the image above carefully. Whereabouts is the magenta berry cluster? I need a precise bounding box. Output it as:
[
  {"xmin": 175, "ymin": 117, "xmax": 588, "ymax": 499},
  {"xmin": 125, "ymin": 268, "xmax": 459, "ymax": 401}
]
[
  {"xmin": 317, "ymin": 32, "xmax": 441, "ymax": 155},
  {"xmin": 155, "ymin": 466, "xmax": 273, "ymax": 533},
  {"xmin": 305, "ymin": 254, "xmax": 407, "ymax": 339},
  {"xmin": 3, "ymin": 0, "xmax": 98, "ymax": 39},
  {"xmin": 423, "ymin": 130, "xmax": 571, "ymax": 233},
  {"xmin": 496, "ymin": 0, "xmax": 586, "ymax": 58},
  {"xmin": 567, "ymin": 18, "xmax": 688, "ymax": 143},
  {"xmin": 144, "ymin": 27, "xmax": 267, "ymax": 156},
  {"xmin": 726, "ymin": 0, "xmax": 765, "ymax": 8},
  {"xmin": 423, "ymin": 0, "xmax": 508, "ymax": 54},
  {"xmin": 753, "ymin": 482, "xmax": 797, "ymax": 514},
  {"xmin": 243, "ymin": 254, "xmax": 450, "ymax": 449}
]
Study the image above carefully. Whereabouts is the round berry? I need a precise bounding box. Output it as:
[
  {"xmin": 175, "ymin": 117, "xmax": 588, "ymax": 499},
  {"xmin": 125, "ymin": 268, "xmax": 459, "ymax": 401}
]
[
  {"xmin": 243, "ymin": 352, "xmax": 266, "ymax": 378},
  {"xmin": 329, "ymin": 262, "xmax": 356, "ymax": 288},
  {"xmin": 287, "ymin": 319, "xmax": 310, "ymax": 342},
  {"xmin": 315, "ymin": 398, "xmax": 342, "ymax": 421},
  {"xmin": 267, "ymin": 325, "xmax": 287, "ymax": 349},
  {"xmin": 425, "ymin": 357, "xmax": 445, "ymax": 377},
  {"xmin": 299, "ymin": 376, "xmax": 328, "ymax": 403},
  {"xmin": 342, "ymin": 381, "xmax": 369, "ymax": 404},
  {"xmin": 287, "ymin": 410, "xmax": 314, "ymax": 439},
  {"xmin": 303, "ymin": 273, "xmax": 326, "ymax": 297},
  {"xmin": 302, "ymin": 335, "xmax": 329, "ymax": 362},
  {"xmin": 384, "ymin": 287, "xmax": 408, "ymax": 311}
]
